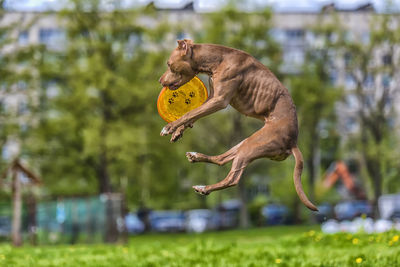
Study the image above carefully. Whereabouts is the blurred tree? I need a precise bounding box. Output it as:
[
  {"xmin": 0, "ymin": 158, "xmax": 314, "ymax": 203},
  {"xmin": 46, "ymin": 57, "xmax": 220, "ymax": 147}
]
[
  {"xmin": 314, "ymin": 10, "xmax": 400, "ymax": 215},
  {"xmin": 0, "ymin": 8, "xmax": 39, "ymax": 172},
  {"xmin": 289, "ymin": 39, "xmax": 342, "ymax": 218},
  {"xmin": 27, "ymin": 0, "xmax": 184, "ymax": 205}
]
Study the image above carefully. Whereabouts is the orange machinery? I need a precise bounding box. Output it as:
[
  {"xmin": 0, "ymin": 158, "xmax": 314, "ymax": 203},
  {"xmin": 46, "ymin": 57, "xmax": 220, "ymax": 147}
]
[{"xmin": 323, "ymin": 161, "xmax": 366, "ymax": 200}]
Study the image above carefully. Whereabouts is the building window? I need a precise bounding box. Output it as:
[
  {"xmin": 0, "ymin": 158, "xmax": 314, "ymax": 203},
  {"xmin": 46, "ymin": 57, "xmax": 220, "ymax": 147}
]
[
  {"xmin": 364, "ymin": 75, "xmax": 374, "ymax": 88},
  {"xmin": 18, "ymin": 31, "xmax": 29, "ymax": 45},
  {"xmin": 346, "ymin": 94, "xmax": 358, "ymax": 109},
  {"xmin": 382, "ymin": 54, "xmax": 392, "ymax": 66},
  {"xmin": 345, "ymin": 117, "xmax": 357, "ymax": 133},
  {"xmin": 123, "ymin": 33, "xmax": 142, "ymax": 59},
  {"xmin": 270, "ymin": 29, "xmax": 285, "ymax": 43},
  {"xmin": 362, "ymin": 31, "xmax": 370, "ymax": 44},
  {"xmin": 345, "ymin": 73, "xmax": 356, "ymax": 89},
  {"xmin": 176, "ymin": 32, "xmax": 186, "ymax": 40},
  {"xmin": 330, "ymin": 70, "xmax": 338, "ymax": 84},
  {"xmin": 283, "ymin": 49, "xmax": 304, "ymax": 65},
  {"xmin": 382, "ymin": 74, "xmax": 391, "ymax": 89},
  {"xmin": 17, "ymin": 81, "xmax": 27, "ymax": 90},
  {"xmin": 18, "ymin": 100, "xmax": 28, "ymax": 115},
  {"xmin": 285, "ymin": 29, "xmax": 304, "ymax": 41},
  {"xmin": 344, "ymin": 31, "xmax": 354, "ymax": 42},
  {"xmin": 344, "ymin": 52, "xmax": 352, "ymax": 68},
  {"xmin": 39, "ymin": 28, "xmax": 66, "ymax": 50},
  {"xmin": 46, "ymin": 82, "xmax": 59, "ymax": 99}
]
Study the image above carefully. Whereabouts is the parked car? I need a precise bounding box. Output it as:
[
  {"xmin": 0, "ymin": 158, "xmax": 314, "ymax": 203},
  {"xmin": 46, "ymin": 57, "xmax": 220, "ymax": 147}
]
[
  {"xmin": 215, "ymin": 199, "xmax": 241, "ymax": 229},
  {"xmin": 315, "ymin": 203, "xmax": 334, "ymax": 223},
  {"xmin": 185, "ymin": 209, "xmax": 217, "ymax": 233},
  {"xmin": 389, "ymin": 210, "xmax": 400, "ymax": 221},
  {"xmin": 125, "ymin": 213, "xmax": 145, "ymax": 234},
  {"xmin": 334, "ymin": 200, "xmax": 372, "ymax": 221},
  {"xmin": 378, "ymin": 194, "xmax": 400, "ymax": 220},
  {"xmin": 0, "ymin": 216, "xmax": 11, "ymax": 237},
  {"xmin": 261, "ymin": 204, "xmax": 289, "ymax": 225},
  {"xmin": 149, "ymin": 211, "xmax": 185, "ymax": 232}
]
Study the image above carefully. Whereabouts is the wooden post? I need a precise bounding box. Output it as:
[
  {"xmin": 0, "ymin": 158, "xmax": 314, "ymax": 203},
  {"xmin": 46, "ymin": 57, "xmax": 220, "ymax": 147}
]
[
  {"xmin": 1, "ymin": 158, "xmax": 41, "ymax": 247},
  {"xmin": 27, "ymin": 193, "xmax": 37, "ymax": 245},
  {"xmin": 11, "ymin": 170, "xmax": 22, "ymax": 247}
]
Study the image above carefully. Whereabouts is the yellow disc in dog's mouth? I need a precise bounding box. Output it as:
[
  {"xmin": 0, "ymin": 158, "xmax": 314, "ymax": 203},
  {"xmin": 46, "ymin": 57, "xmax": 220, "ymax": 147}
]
[{"xmin": 157, "ymin": 76, "xmax": 208, "ymax": 123}]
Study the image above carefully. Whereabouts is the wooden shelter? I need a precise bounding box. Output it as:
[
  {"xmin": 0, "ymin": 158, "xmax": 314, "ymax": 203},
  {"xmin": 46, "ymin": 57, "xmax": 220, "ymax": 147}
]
[{"xmin": 1, "ymin": 158, "xmax": 41, "ymax": 246}]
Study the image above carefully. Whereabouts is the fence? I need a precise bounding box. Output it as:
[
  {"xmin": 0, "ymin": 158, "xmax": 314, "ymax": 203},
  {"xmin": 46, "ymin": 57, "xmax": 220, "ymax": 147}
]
[{"xmin": 0, "ymin": 194, "xmax": 126, "ymax": 245}]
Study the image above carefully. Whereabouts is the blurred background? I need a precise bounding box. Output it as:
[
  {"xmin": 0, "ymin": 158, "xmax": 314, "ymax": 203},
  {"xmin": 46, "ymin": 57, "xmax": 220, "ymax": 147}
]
[{"xmin": 0, "ymin": 0, "xmax": 400, "ymax": 246}]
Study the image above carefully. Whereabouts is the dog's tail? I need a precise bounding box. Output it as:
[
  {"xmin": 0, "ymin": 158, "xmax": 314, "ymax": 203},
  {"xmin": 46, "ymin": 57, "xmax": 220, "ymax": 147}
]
[{"xmin": 292, "ymin": 146, "xmax": 318, "ymax": 211}]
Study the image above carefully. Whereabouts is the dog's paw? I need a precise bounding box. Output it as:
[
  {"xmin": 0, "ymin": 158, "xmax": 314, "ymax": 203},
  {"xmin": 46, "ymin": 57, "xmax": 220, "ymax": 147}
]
[
  {"xmin": 160, "ymin": 123, "xmax": 176, "ymax": 136},
  {"xmin": 192, "ymin": 185, "xmax": 209, "ymax": 195},
  {"xmin": 160, "ymin": 126, "xmax": 173, "ymax": 136},
  {"xmin": 170, "ymin": 125, "xmax": 185, "ymax": 142},
  {"xmin": 186, "ymin": 152, "xmax": 198, "ymax": 163},
  {"xmin": 160, "ymin": 127, "xmax": 169, "ymax": 136},
  {"xmin": 170, "ymin": 133, "xmax": 182, "ymax": 142}
]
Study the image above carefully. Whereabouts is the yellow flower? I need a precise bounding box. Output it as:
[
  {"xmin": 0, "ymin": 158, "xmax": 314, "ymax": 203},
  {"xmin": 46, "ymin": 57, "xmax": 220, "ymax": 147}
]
[
  {"xmin": 392, "ymin": 235, "xmax": 399, "ymax": 242},
  {"xmin": 352, "ymin": 238, "xmax": 359, "ymax": 245},
  {"xmin": 355, "ymin": 257, "xmax": 363, "ymax": 264},
  {"xmin": 0, "ymin": 254, "xmax": 5, "ymax": 260},
  {"xmin": 275, "ymin": 258, "xmax": 282, "ymax": 264},
  {"xmin": 308, "ymin": 230, "xmax": 315, "ymax": 237},
  {"xmin": 123, "ymin": 247, "xmax": 128, "ymax": 254}
]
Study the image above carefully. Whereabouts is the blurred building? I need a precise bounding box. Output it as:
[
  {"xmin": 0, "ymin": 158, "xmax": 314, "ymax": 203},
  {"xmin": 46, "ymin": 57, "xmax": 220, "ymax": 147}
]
[{"xmin": 1, "ymin": 0, "xmax": 399, "ymax": 158}]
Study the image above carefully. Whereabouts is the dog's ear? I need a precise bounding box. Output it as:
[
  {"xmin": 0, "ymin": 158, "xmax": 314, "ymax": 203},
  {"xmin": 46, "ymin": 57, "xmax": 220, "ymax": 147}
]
[{"xmin": 177, "ymin": 39, "xmax": 193, "ymax": 57}]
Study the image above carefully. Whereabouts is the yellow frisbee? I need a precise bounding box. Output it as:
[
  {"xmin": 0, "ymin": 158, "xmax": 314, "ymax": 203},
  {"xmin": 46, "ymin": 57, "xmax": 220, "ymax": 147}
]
[{"xmin": 157, "ymin": 76, "xmax": 208, "ymax": 123}]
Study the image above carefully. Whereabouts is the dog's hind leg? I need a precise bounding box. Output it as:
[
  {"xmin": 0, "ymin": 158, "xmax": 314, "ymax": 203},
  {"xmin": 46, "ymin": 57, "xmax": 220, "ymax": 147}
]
[
  {"xmin": 193, "ymin": 156, "xmax": 248, "ymax": 195},
  {"xmin": 186, "ymin": 141, "xmax": 243, "ymax": 166}
]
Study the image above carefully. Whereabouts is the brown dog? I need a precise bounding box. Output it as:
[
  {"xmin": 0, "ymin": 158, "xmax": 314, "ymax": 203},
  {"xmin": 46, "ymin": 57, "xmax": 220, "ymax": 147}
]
[{"xmin": 159, "ymin": 39, "xmax": 318, "ymax": 211}]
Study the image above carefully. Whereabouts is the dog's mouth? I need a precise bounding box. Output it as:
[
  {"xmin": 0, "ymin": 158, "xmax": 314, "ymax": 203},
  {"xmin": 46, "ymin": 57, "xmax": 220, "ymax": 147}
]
[{"xmin": 167, "ymin": 81, "xmax": 181, "ymax": 90}]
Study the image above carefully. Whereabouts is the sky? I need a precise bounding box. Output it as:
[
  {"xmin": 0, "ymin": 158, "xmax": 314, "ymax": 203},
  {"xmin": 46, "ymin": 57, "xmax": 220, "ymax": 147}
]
[{"xmin": 4, "ymin": 0, "xmax": 400, "ymax": 13}]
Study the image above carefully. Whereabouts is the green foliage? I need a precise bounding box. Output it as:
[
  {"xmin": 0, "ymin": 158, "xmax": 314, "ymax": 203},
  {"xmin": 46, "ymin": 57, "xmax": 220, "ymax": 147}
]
[
  {"xmin": 288, "ymin": 41, "xmax": 342, "ymax": 205},
  {"xmin": 0, "ymin": 10, "xmax": 40, "ymax": 176},
  {"xmin": 26, "ymin": 1, "xmax": 181, "ymax": 202},
  {"xmin": 312, "ymin": 11, "xmax": 400, "ymax": 203},
  {"xmin": 0, "ymin": 227, "xmax": 399, "ymax": 266}
]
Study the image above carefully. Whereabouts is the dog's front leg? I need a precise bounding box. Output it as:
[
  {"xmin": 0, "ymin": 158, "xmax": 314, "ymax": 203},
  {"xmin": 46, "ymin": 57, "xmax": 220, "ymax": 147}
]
[
  {"xmin": 160, "ymin": 78, "xmax": 238, "ymax": 142},
  {"xmin": 160, "ymin": 96, "xmax": 227, "ymax": 142},
  {"xmin": 170, "ymin": 123, "xmax": 193, "ymax": 142},
  {"xmin": 161, "ymin": 94, "xmax": 234, "ymax": 141}
]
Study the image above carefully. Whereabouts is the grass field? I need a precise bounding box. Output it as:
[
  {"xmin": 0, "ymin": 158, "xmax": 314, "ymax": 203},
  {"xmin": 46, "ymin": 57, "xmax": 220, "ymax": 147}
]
[{"xmin": 0, "ymin": 225, "xmax": 399, "ymax": 266}]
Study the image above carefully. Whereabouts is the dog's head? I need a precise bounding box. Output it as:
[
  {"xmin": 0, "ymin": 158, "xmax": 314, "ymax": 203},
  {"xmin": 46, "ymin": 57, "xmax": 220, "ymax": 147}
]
[{"xmin": 159, "ymin": 39, "xmax": 196, "ymax": 90}]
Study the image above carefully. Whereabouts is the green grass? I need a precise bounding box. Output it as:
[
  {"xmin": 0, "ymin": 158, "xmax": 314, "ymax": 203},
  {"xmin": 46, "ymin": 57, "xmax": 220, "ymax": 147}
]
[{"xmin": 0, "ymin": 225, "xmax": 399, "ymax": 266}]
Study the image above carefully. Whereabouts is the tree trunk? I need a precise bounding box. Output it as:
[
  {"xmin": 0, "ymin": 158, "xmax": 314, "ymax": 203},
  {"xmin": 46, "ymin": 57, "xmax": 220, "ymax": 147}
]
[
  {"xmin": 365, "ymin": 155, "xmax": 382, "ymax": 218},
  {"xmin": 306, "ymin": 130, "xmax": 320, "ymax": 223},
  {"xmin": 230, "ymin": 113, "xmax": 250, "ymax": 228},
  {"xmin": 26, "ymin": 193, "xmax": 37, "ymax": 246},
  {"xmin": 360, "ymin": 120, "xmax": 383, "ymax": 219},
  {"xmin": 238, "ymin": 178, "xmax": 250, "ymax": 228},
  {"xmin": 292, "ymin": 197, "xmax": 302, "ymax": 224},
  {"xmin": 11, "ymin": 170, "xmax": 22, "ymax": 247},
  {"xmin": 98, "ymin": 90, "xmax": 113, "ymax": 194},
  {"xmin": 97, "ymin": 150, "xmax": 111, "ymax": 193}
]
